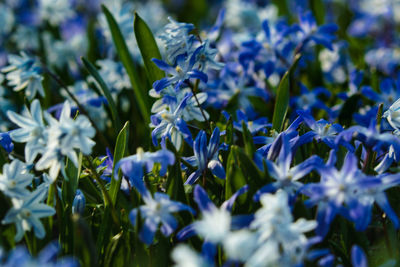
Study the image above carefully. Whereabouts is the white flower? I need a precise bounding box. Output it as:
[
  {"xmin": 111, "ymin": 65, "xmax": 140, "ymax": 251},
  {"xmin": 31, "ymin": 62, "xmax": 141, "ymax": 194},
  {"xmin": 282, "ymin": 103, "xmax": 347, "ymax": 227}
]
[
  {"xmin": 171, "ymin": 244, "xmax": 211, "ymax": 267},
  {"xmin": 0, "ymin": 159, "xmax": 33, "ymax": 199},
  {"xmin": 222, "ymin": 190, "xmax": 317, "ymax": 267},
  {"xmin": 7, "ymin": 99, "xmax": 47, "ymax": 163},
  {"xmin": 2, "ymin": 52, "xmax": 44, "ymax": 100},
  {"xmin": 35, "ymin": 100, "xmax": 95, "ymax": 180},
  {"xmin": 223, "ymin": 230, "xmax": 258, "ymax": 262},
  {"xmin": 38, "ymin": 0, "xmax": 75, "ymax": 25},
  {"xmin": 53, "ymin": 100, "xmax": 96, "ymax": 155},
  {"xmin": 150, "ymin": 87, "xmax": 209, "ymax": 122},
  {"xmin": 193, "ymin": 206, "xmax": 231, "ymax": 244},
  {"xmin": 383, "ymin": 97, "xmax": 400, "ymax": 131},
  {"xmin": 2, "ymin": 187, "xmax": 55, "ymax": 241}
]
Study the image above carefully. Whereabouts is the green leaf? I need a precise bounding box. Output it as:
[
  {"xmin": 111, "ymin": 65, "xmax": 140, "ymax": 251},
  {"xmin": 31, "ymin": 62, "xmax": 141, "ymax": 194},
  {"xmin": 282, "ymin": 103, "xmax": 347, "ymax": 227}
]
[
  {"xmin": 60, "ymin": 153, "xmax": 83, "ymax": 254},
  {"xmin": 81, "ymin": 57, "xmax": 121, "ymax": 132},
  {"xmin": 134, "ymin": 13, "xmax": 164, "ymax": 84},
  {"xmin": 224, "ymin": 116, "xmax": 234, "ymax": 146},
  {"xmin": 72, "ymin": 215, "xmax": 98, "ymax": 267},
  {"xmin": 271, "ymin": 0, "xmax": 290, "ymax": 17},
  {"xmin": 309, "ymin": 0, "xmax": 325, "ymax": 25},
  {"xmin": 97, "ymin": 122, "xmax": 129, "ymax": 262},
  {"xmin": 165, "ymin": 139, "xmax": 188, "ymax": 205},
  {"xmin": 101, "ymin": 5, "xmax": 150, "ymax": 124},
  {"xmin": 63, "ymin": 153, "xmax": 83, "ymax": 204},
  {"xmin": 241, "ymin": 121, "xmax": 255, "ymax": 158},
  {"xmin": 225, "ymin": 146, "xmax": 264, "ymax": 212},
  {"xmin": 272, "ymin": 54, "xmax": 301, "ymax": 132},
  {"xmin": 225, "ymin": 146, "xmax": 247, "ymax": 200},
  {"xmin": 235, "ymin": 148, "xmax": 263, "ymax": 188},
  {"xmin": 338, "ymin": 94, "xmax": 361, "ymax": 127},
  {"xmin": 110, "ymin": 121, "xmax": 130, "ymax": 205}
]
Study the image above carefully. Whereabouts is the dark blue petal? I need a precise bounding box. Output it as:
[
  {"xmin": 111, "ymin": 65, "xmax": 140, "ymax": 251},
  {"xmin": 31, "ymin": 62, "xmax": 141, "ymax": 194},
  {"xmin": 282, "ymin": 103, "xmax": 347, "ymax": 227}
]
[
  {"xmin": 193, "ymin": 185, "xmax": 216, "ymax": 212},
  {"xmin": 351, "ymin": 245, "xmax": 368, "ymax": 267},
  {"xmin": 208, "ymin": 160, "xmax": 225, "ymax": 179},
  {"xmin": 222, "ymin": 184, "xmax": 248, "ymax": 211},
  {"xmin": 176, "ymin": 224, "xmax": 196, "ymax": 241},
  {"xmin": 153, "ymin": 78, "xmax": 171, "ymax": 93},
  {"xmin": 151, "ymin": 58, "xmax": 175, "ymax": 73},
  {"xmin": 185, "ymin": 170, "xmax": 202, "ymax": 185},
  {"xmin": 139, "ymin": 218, "xmax": 158, "ymax": 245},
  {"xmin": 188, "ymin": 70, "xmax": 208, "ymax": 83},
  {"xmin": 207, "ymin": 127, "xmax": 220, "ymax": 158}
]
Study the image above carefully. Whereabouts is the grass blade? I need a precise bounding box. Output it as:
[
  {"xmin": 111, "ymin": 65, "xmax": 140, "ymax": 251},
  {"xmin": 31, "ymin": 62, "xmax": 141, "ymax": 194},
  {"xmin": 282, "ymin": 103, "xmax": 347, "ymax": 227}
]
[
  {"xmin": 101, "ymin": 5, "xmax": 150, "ymax": 124},
  {"xmin": 82, "ymin": 57, "xmax": 121, "ymax": 131},
  {"xmin": 134, "ymin": 13, "xmax": 164, "ymax": 84},
  {"xmin": 272, "ymin": 54, "xmax": 301, "ymax": 132},
  {"xmin": 110, "ymin": 121, "xmax": 130, "ymax": 205},
  {"xmin": 96, "ymin": 122, "xmax": 129, "ymax": 262}
]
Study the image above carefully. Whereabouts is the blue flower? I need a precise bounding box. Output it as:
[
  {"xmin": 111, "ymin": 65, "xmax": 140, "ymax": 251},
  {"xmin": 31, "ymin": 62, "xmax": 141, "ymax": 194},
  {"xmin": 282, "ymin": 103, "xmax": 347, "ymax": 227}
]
[
  {"xmin": 72, "ymin": 189, "xmax": 85, "ymax": 215},
  {"xmin": 364, "ymin": 48, "xmax": 400, "ymax": 75},
  {"xmin": 337, "ymin": 70, "xmax": 365, "ymax": 100},
  {"xmin": 1, "ymin": 241, "xmax": 78, "ymax": 267},
  {"xmin": 254, "ymin": 116, "xmax": 303, "ymax": 160},
  {"xmin": 319, "ymin": 42, "xmax": 349, "ymax": 84},
  {"xmin": 150, "ymin": 93, "xmax": 193, "ymax": 149},
  {"xmin": 351, "ymin": 245, "xmax": 368, "ymax": 267},
  {"xmin": 206, "ymin": 64, "xmax": 269, "ymax": 115},
  {"xmin": 253, "ymin": 132, "xmax": 322, "ymax": 198},
  {"xmin": 374, "ymin": 145, "xmax": 397, "ymax": 174},
  {"xmin": 245, "ymin": 190, "xmax": 318, "ymax": 267},
  {"xmin": 301, "ymin": 151, "xmax": 385, "ymax": 236},
  {"xmin": 150, "ymin": 87, "xmax": 209, "ymax": 123},
  {"xmin": 0, "ymin": 132, "xmax": 13, "ymax": 153},
  {"xmin": 152, "ymin": 50, "xmax": 208, "ymax": 93},
  {"xmin": 177, "ymin": 184, "xmax": 249, "ymax": 252},
  {"xmin": 129, "ymin": 188, "xmax": 194, "ymax": 245},
  {"xmin": 184, "ymin": 127, "xmax": 225, "ymax": 185},
  {"xmin": 115, "ymin": 147, "xmax": 175, "ymax": 193},
  {"xmin": 362, "ymin": 76, "xmax": 400, "ymax": 109},
  {"xmin": 297, "ymin": 110, "xmax": 345, "ymax": 150},
  {"xmin": 293, "ymin": 11, "xmax": 338, "ymax": 51},
  {"xmin": 47, "ymin": 81, "xmax": 108, "ymax": 131},
  {"xmin": 224, "ymin": 110, "xmax": 271, "ymax": 135},
  {"xmin": 158, "ymin": 17, "xmax": 195, "ymax": 63},
  {"xmin": 291, "ymin": 83, "xmax": 330, "ymax": 112},
  {"xmin": 336, "ymin": 118, "xmax": 400, "ymax": 156},
  {"xmin": 193, "ymin": 40, "xmax": 224, "ymax": 72}
]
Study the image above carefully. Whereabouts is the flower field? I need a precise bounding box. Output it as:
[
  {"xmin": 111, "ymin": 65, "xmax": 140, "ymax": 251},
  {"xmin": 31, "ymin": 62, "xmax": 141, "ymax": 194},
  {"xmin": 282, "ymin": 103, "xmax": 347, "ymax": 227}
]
[{"xmin": 0, "ymin": 0, "xmax": 399, "ymax": 266}]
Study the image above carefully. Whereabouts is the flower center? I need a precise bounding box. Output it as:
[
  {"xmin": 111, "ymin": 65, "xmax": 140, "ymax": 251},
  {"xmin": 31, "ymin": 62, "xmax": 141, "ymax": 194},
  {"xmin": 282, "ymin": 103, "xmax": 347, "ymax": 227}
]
[
  {"xmin": 22, "ymin": 209, "xmax": 32, "ymax": 218},
  {"xmin": 136, "ymin": 147, "xmax": 145, "ymax": 161},
  {"xmin": 9, "ymin": 180, "xmax": 17, "ymax": 188}
]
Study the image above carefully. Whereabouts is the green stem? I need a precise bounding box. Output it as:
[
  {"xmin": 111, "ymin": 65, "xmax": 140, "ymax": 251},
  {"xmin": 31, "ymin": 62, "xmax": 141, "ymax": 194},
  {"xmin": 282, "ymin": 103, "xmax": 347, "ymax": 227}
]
[
  {"xmin": 46, "ymin": 182, "xmax": 56, "ymax": 230},
  {"xmin": 190, "ymin": 79, "xmax": 211, "ymax": 133},
  {"xmin": 24, "ymin": 233, "xmax": 33, "ymax": 255},
  {"xmin": 85, "ymin": 156, "xmax": 120, "ymax": 227}
]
